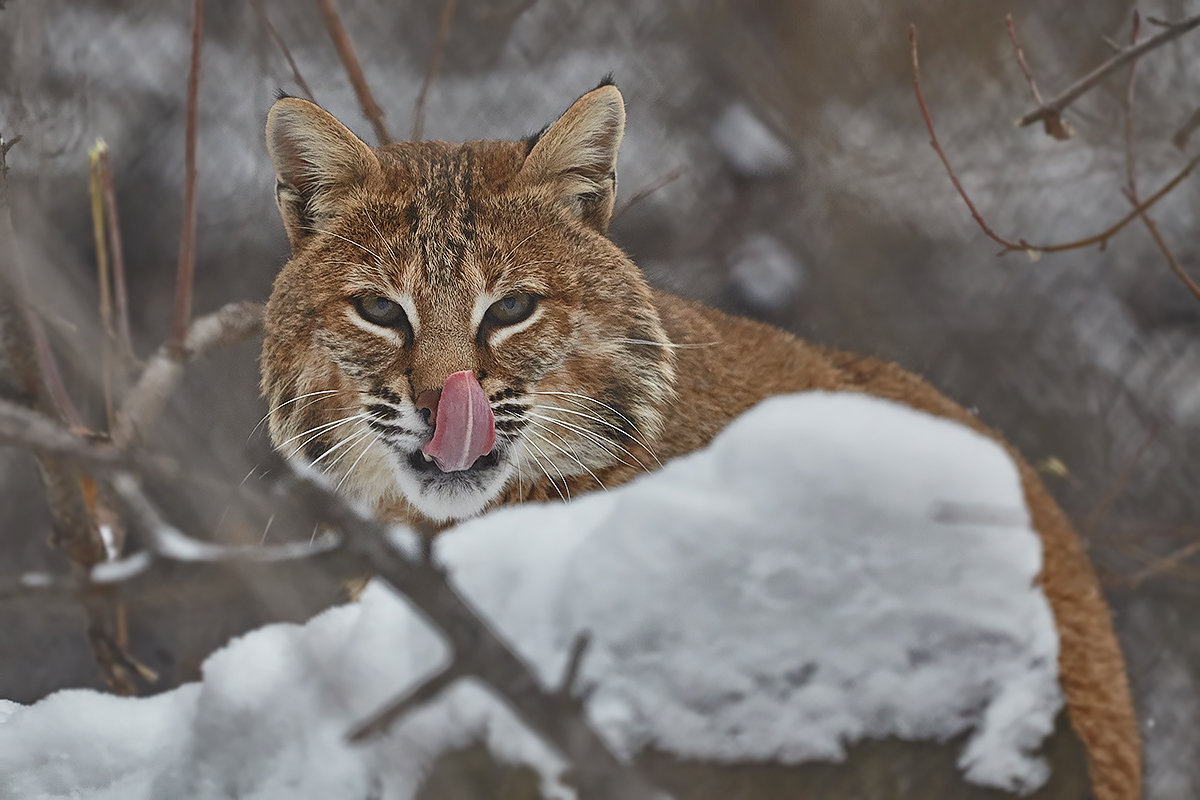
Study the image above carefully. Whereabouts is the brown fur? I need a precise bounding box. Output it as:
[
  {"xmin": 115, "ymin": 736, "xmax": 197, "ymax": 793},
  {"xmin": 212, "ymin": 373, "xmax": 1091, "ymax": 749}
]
[{"xmin": 261, "ymin": 85, "xmax": 1140, "ymax": 798}]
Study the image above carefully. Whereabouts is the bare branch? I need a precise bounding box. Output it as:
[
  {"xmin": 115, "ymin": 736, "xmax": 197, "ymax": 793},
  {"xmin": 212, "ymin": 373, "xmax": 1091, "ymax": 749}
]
[
  {"xmin": 114, "ymin": 301, "xmax": 263, "ymax": 447},
  {"xmin": 411, "ymin": 0, "xmax": 457, "ymax": 141},
  {"xmin": 614, "ymin": 166, "xmax": 686, "ymax": 218},
  {"xmin": 316, "ymin": 0, "xmax": 391, "ymax": 145},
  {"xmin": 557, "ymin": 631, "xmax": 592, "ymax": 698},
  {"xmin": 1118, "ymin": 12, "xmax": 1200, "ymax": 303},
  {"xmin": 1015, "ymin": 12, "xmax": 1200, "ymax": 131},
  {"xmin": 1172, "ymin": 105, "xmax": 1200, "ymax": 150},
  {"xmin": 249, "ymin": 0, "xmax": 316, "ymax": 102},
  {"xmin": 170, "ymin": 0, "xmax": 204, "ymax": 356},
  {"xmin": 1127, "ymin": 540, "xmax": 1200, "ymax": 588},
  {"xmin": 1005, "ymin": 14, "xmax": 1070, "ymax": 140},
  {"xmin": 347, "ymin": 663, "xmax": 464, "ymax": 742},
  {"xmin": 909, "ymin": 25, "xmax": 1200, "ymax": 257},
  {"xmin": 1, "ymin": 132, "xmax": 100, "ymax": 563},
  {"xmin": 0, "ymin": 409, "xmax": 667, "ymax": 798}
]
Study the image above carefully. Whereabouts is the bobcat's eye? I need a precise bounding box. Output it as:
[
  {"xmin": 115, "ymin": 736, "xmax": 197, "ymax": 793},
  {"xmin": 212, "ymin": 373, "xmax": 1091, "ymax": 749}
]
[
  {"xmin": 484, "ymin": 293, "xmax": 538, "ymax": 327},
  {"xmin": 353, "ymin": 294, "xmax": 408, "ymax": 328}
]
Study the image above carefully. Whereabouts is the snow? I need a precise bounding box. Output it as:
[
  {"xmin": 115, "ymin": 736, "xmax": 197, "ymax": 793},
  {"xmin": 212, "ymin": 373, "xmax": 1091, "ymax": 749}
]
[{"xmin": 0, "ymin": 392, "xmax": 1062, "ymax": 798}]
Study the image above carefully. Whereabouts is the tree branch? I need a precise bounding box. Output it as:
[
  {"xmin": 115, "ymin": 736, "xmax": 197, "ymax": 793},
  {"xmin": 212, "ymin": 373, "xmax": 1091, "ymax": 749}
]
[
  {"xmin": 909, "ymin": 25, "xmax": 1200, "ymax": 257},
  {"xmin": 315, "ymin": 0, "xmax": 391, "ymax": 145},
  {"xmin": 1117, "ymin": 13, "xmax": 1200, "ymax": 303},
  {"xmin": 113, "ymin": 301, "xmax": 263, "ymax": 447},
  {"xmin": 0, "ymin": 411, "xmax": 668, "ymax": 799},
  {"xmin": 249, "ymin": 0, "xmax": 317, "ymax": 102},
  {"xmin": 1015, "ymin": 12, "xmax": 1200, "ymax": 132},
  {"xmin": 346, "ymin": 662, "xmax": 464, "ymax": 742}
]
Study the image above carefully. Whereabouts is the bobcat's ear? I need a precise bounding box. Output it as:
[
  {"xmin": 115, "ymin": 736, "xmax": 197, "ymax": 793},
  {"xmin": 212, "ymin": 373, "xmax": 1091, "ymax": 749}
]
[
  {"xmin": 265, "ymin": 97, "xmax": 379, "ymax": 250},
  {"xmin": 518, "ymin": 80, "xmax": 625, "ymax": 233}
]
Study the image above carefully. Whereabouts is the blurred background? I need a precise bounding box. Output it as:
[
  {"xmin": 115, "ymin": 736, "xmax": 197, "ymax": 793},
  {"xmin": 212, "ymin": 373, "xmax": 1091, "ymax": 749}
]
[{"xmin": 1, "ymin": 1, "xmax": 1197, "ymax": 796}]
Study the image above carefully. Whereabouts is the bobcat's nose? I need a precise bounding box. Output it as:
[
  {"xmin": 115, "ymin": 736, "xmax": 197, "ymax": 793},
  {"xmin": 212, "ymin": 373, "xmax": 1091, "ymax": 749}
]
[{"xmin": 415, "ymin": 388, "xmax": 441, "ymax": 427}]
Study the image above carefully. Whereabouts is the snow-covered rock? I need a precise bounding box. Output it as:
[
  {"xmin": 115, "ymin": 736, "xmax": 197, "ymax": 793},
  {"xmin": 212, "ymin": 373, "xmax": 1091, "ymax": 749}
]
[{"xmin": 0, "ymin": 393, "xmax": 1062, "ymax": 799}]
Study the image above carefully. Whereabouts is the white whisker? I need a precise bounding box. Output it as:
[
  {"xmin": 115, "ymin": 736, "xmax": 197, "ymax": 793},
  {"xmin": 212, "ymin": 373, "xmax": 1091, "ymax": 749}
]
[
  {"xmin": 520, "ymin": 442, "xmax": 567, "ymax": 504},
  {"xmin": 530, "ymin": 390, "xmax": 648, "ymax": 437},
  {"xmin": 530, "ymin": 412, "xmax": 648, "ymax": 474},
  {"xmin": 603, "ymin": 337, "xmax": 719, "ymax": 349},
  {"xmin": 281, "ymin": 414, "xmax": 369, "ymax": 456},
  {"xmin": 524, "ymin": 436, "xmax": 571, "ymax": 502},
  {"xmin": 259, "ymin": 514, "xmax": 275, "ymax": 546},
  {"xmin": 336, "ymin": 431, "xmax": 382, "ymax": 493},
  {"xmin": 249, "ymin": 389, "xmax": 340, "ymax": 440},
  {"xmin": 363, "ymin": 206, "xmax": 402, "ymax": 267},
  {"xmin": 310, "ymin": 424, "xmax": 372, "ymax": 472},
  {"xmin": 501, "ymin": 225, "xmax": 554, "ymax": 265},
  {"xmin": 531, "ymin": 404, "xmax": 663, "ymax": 467},
  {"xmin": 526, "ymin": 423, "xmax": 607, "ymax": 492},
  {"xmin": 302, "ymin": 225, "xmax": 385, "ymax": 262}
]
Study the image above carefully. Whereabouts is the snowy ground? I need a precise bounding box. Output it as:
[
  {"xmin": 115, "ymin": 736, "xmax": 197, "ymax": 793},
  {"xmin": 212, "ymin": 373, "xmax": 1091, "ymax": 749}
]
[{"xmin": 0, "ymin": 394, "xmax": 1062, "ymax": 799}]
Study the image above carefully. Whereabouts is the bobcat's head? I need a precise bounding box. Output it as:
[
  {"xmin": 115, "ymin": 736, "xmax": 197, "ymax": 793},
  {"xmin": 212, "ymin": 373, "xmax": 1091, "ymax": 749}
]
[{"xmin": 260, "ymin": 81, "xmax": 676, "ymax": 522}]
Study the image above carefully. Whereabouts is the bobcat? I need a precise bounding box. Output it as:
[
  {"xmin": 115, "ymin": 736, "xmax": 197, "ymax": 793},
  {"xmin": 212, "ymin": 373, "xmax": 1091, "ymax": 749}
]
[{"xmin": 261, "ymin": 81, "xmax": 1139, "ymax": 799}]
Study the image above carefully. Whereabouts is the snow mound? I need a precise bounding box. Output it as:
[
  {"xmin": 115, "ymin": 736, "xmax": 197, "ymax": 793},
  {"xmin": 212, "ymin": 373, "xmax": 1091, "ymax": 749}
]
[{"xmin": 0, "ymin": 392, "xmax": 1062, "ymax": 799}]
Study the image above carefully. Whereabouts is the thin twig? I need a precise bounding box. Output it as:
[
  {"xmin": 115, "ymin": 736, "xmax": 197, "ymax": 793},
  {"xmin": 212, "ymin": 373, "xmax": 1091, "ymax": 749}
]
[
  {"xmin": 1172, "ymin": 106, "xmax": 1200, "ymax": 150},
  {"xmin": 1118, "ymin": 13, "xmax": 1200, "ymax": 303},
  {"xmin": 1006, "ymin": 14, "xmax": 1043, "ymax": 105},
  {"xmin": 411, "ymin": 0, "xmax": 457, "ymax": 141},
  {"xmin": 1127, "ymin": 540, "xmax": 1200, "ymax": 588},
  {"xmin": 0, "ymin": 408, "xmax": 667, "ymax": 799},
  {"xmin": 1122, "ymin": 12, "xmax": 1142, "ymax": 200},
  {"xmin": 557, "ymin": 631, "xmax": 592, "ymax": 698},
  {"xmin": 170, "ymin": 0, "xmax": 204, "ymax": 357},
  {"xmin": 98, "ymin": 147, "xmax": 134, "ymax": 360},
  {"xmin": 1015, "ymin": 12, "xmax": 1200, "ymax": 130},
  {"xmin": 249, "ymin": 0, "xmax": 316, "ymax": 102},
  {"xmin": 1005, "ymin": 14, "xmax": 1071, "ymax": 140},
  {"xmin": 613, "ymin": 166, "xmax": 686, "ymax": 218},
  {"xmin": 1083, "ymin": 422, "xmax": 1158, "ymax": 537},
  {"xmin": 347, "ymin": 663, "xmax": 464, "ymax": 742},
  {"xmin": 89, "ymin": 142, "xmax": 116, "ymax": 428},
  {"xmin": 1, "ymin": 132, "xmax": 130, "ymax": 693},
  {"xmin": 910, "ymin": 25, "xmax": 1200, "ymax": 257},
  {"xmin": 315, "ymin": 0, "xmax": 391, "ymax": 145}
]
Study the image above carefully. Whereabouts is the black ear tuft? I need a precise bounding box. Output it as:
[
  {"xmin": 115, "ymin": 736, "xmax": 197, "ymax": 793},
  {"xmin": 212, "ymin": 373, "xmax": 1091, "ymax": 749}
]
[
  {"xmin": 523, "ymin": 123, "xmax": 551, "ymax": 154},
  {"xmin": 274, "ymin": 88, "xmax": 294, "ymax": 102},
  {"xmin": 595, "ymin": 73, "xmax": 616, "ymax": 90}
]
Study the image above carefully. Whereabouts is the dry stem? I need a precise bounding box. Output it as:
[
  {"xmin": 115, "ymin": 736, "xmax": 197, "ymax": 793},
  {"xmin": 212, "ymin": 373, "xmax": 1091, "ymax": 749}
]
[
  {"xmin": 411, "ymin": 0, "xmax": 457, "ymax": 141},
  {"xmin": 98, "ymin": 147, "xmax": 134, "ymax": 360},
  {"xmin": 249, "ymin": 0, "xmax": 316, "ymax": 102},
  {"xmin": 316, "ymin": 0, "xmax": 391, "ymax": 145},
  {"xmin": 170, "ymin": 0, "xmax": 204, "ymax": 356}
]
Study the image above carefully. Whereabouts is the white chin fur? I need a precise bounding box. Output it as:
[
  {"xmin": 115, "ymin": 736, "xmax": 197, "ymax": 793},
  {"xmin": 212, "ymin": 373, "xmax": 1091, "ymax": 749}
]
[{"xmin": 389, "ymin": 457, "xmax": 513, "ymax": 523}]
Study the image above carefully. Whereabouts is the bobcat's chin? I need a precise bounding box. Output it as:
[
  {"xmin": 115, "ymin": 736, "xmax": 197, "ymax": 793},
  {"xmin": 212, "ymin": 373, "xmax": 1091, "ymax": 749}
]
[{"xmin": 384, "ymin": 441, "xmax": 515, "ymax": 522}]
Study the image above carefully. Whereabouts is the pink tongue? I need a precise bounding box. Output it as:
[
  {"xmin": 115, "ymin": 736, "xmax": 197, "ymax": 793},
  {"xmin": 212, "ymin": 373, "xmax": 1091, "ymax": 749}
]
[{"xmin": 421, "ymin": 371, "xmax": 496, "ymax": 472}]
